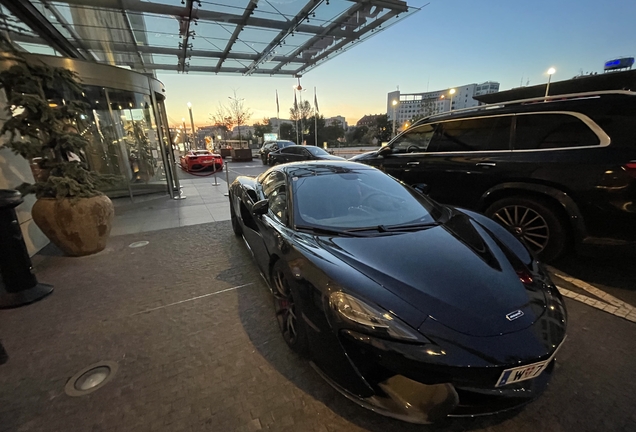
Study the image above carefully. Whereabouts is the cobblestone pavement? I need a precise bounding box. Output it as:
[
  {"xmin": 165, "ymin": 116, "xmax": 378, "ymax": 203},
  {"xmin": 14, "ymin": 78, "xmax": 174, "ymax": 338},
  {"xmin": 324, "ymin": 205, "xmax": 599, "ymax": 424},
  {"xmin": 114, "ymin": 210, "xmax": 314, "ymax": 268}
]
[{"xmin": 1, "ymin": 222, "xmax": 636, "ymax": 432}]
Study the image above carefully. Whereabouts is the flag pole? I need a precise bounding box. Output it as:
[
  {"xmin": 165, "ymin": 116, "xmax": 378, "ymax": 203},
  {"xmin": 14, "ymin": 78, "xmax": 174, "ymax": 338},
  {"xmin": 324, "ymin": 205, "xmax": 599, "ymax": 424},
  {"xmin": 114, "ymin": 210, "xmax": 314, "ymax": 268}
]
[
  {"xmin": 314, "ymin": 87, "xmax": 318, "ymax": 147},
  {"xmin": 294, "ymin": 88, "xmax": 299, "ymax": 145},
  {"xmin": 276, "ymin": 90, "xmax": 280, "ymax": 139}
]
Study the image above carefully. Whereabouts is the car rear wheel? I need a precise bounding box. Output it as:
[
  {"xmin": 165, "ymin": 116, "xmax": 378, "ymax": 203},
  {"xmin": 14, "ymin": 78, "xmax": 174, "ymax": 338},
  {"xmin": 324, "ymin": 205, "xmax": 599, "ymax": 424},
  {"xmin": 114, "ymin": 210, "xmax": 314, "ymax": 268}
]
[
  {"xmin": 485, "ymin": 196, "xmax": 569, "ymax": 262},
  {"xmin": 229, "ymin": 195, "xmax": 242, "ymax": 236},
  {"xmin": 271, "ymin": 260, "xmax": 309, "ymax": 355}
]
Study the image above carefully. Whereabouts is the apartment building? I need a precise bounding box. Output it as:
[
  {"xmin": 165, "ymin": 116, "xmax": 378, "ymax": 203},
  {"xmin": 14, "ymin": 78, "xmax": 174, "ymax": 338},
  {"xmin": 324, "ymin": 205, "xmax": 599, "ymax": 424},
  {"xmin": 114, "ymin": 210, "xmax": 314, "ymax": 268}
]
[{"xmin": 386, "ymin": 82, "xmax": 500, "ymax": 127}]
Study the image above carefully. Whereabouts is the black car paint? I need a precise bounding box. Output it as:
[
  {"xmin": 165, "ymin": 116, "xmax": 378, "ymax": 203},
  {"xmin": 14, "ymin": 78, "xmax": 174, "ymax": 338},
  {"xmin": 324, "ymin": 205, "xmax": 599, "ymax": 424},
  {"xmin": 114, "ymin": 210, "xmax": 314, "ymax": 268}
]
[
  {"xmin": 352, "ymin": 93, "xmax": 636, "ymax": 248},
  {"xmin": 229, "ymin": 161, "xmax": 566, "ymax": 420},
  {"xmin": 268, "ymin": 145, "xmax": 345, "ymax": 165},
  {"xmin": 258, "ymin": 140, "xmax": 295, "ymax": 163}
]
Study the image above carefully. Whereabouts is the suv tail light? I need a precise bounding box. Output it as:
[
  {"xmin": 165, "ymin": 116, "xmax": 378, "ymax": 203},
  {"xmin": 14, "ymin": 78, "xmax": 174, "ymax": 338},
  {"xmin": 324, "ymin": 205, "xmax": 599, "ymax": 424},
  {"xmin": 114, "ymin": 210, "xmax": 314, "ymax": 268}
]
[{"xmin": 624, "ymin": 161, "xmax": 636, "ymax": 178}]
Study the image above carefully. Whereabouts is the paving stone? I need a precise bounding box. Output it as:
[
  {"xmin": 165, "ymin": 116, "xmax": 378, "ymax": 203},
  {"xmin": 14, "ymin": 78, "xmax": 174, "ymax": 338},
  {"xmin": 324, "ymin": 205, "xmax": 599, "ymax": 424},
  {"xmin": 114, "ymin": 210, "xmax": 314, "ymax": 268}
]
[{"xmin": 1, "ymin": 221, "xmax": 636, "ymax": 432}]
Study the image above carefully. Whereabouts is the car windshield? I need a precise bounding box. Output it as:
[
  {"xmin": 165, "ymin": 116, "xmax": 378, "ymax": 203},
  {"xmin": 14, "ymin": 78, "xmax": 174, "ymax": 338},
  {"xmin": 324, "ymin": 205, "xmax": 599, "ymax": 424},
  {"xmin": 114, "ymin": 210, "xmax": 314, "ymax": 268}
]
[
  {"xmin": 305, "ymin": 146, "xmax": 329, "ymax": 156},
  {"xmin": 292, "ymin": 167, "xmax": 440, "ymax": 229},
  {"xmin": 193, "ymin": 150, "xmax": 211, "ymax": 155}
]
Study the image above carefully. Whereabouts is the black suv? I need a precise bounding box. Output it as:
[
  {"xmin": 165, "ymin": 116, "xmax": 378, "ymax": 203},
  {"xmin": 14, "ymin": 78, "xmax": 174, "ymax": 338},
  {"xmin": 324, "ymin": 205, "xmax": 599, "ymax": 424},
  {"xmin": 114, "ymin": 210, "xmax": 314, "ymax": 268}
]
[
  {"xmin": 351, "ymin": 91, "xmax": 636, "ymax": 261},
  {"xmin": 258, "ymin": 140, "xmax": 295, "ymax": 165}
]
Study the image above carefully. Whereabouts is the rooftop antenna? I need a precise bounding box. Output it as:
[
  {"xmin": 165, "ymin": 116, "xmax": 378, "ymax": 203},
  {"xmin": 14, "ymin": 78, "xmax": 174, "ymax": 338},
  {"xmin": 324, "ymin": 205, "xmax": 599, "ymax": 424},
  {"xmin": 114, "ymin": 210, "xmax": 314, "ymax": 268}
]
[{"xmin": 520, "ymin": 74, "xmax": 524, "ymax": 87}]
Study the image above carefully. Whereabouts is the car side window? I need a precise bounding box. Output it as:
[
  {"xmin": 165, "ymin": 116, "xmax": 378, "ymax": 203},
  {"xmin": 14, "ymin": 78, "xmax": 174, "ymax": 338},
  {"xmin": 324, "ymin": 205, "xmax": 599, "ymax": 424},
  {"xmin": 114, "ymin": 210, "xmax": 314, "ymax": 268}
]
[
  {"xmin": 427, "ymin": 116, "xmax": 512, "ymax": 152},
  {"xmin": 390, "ymin": 123, "xmax": 436, "ymax": 153},
  {"xmin": 513, "ymin": 113, "xmax": 600, "ymax": 150},
  {"xmin": 281, "ymin": 147, "xmax": 297, "ymax": 154},
  {"xmin": 261, "ymin": 171, "xmax": 288, "ymax": 224}
]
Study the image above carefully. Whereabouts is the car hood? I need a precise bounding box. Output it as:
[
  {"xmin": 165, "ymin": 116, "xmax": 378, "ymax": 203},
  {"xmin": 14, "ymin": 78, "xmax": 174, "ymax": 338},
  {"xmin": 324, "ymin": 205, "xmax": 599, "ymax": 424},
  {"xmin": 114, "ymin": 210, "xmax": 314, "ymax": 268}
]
[{"xmin": 316, "ymin": 212, "xmax": 546, "ymax": 337}]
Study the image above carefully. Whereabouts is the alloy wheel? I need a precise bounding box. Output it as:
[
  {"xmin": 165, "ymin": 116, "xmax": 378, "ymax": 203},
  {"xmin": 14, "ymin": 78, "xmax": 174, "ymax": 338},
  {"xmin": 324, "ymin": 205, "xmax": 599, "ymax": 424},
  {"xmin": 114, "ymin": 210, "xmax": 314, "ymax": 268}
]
[
  {"xmin": 273, "ymin": 269, "xmax": 298, "ymax": 345},
  {"xmin": 492, "ymin": 205, "xmax": 550, "ymax": 253}
]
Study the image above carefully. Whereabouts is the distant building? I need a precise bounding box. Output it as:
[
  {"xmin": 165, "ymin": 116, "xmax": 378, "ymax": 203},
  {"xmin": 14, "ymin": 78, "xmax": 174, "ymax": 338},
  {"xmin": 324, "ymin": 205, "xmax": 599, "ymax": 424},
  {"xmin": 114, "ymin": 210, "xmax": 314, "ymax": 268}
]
[
  {"xmin": 232, "ymin": 125, "xmax": 255, "ymax": 138},
  {"xmin": 356, "ymin": 114, "xmax": 383, "ymax": 127},
  {"xmin": 387, "ymin": 82, "xmax": 500, "ymax": 126},
  {"xmin": 325, "ymin": 115, "xmax": 347, "ymax": 129},
  {"xmin": 268, "ymin": 118, "xmax": 294, "ymax": 130}
]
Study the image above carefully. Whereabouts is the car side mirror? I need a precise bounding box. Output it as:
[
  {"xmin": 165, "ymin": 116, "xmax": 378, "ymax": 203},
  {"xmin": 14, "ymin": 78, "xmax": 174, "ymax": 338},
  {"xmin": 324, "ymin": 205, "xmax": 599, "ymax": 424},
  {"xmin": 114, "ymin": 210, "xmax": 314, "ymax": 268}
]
[
  {"xmin": 377, "ymin": 145, "xmax": 392, "ymax": 157},
  {"xmin": 251, "ymin": 199, "xmax": 269, "ymax": 215},
  {"xmin": 412, "ymin": 183, "xmax": 430, "ymax": 195}
]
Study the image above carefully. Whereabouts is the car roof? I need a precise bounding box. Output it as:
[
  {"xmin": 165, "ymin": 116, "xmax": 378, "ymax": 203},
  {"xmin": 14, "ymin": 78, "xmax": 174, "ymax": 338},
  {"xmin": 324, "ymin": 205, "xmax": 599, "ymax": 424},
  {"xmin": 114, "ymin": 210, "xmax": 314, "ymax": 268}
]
[{"xmin": 411, "ymin": 90, "xmax": 636, "ymax": 127}]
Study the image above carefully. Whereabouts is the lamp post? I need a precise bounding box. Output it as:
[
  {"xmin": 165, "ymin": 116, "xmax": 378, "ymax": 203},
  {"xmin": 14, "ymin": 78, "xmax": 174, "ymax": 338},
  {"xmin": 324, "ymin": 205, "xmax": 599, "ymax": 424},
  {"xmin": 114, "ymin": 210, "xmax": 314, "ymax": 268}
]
[
  {"xmin": 182, "ymin": 117, "xmax": 188, "ymax": 151},
  {"xmin": 391, "ymin": 100, "xmax": 398, "ymax": 138},
  {"xmin": 449, "ymin": 88, "xmax": 456, "ymax": 112},
  {"xmin": 545, "ymin": 67, "xmax": 556, "ymax": 98},
  {"xmin": 187, "ymin": 102, "xmax": 196, "ymax": 150},
  {"xmin": 294, "ymin": 82, "xmax": 306, "ymax": 144}
]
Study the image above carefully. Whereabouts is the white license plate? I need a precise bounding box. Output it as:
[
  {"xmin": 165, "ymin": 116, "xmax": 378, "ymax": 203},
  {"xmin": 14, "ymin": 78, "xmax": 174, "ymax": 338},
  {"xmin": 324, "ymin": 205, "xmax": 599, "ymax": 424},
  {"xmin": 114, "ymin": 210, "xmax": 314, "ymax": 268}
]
[{"xmin": 495, "ymin": 339, "xmax": 565, "ymax": 387}]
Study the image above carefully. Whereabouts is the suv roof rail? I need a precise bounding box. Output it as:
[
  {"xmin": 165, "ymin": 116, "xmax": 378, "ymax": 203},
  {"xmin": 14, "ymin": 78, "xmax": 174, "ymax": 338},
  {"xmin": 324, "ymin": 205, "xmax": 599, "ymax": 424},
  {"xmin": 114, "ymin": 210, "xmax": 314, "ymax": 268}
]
[{"xmin": 419, "ymin": 90, "xmax": 636, "ymax": 123}]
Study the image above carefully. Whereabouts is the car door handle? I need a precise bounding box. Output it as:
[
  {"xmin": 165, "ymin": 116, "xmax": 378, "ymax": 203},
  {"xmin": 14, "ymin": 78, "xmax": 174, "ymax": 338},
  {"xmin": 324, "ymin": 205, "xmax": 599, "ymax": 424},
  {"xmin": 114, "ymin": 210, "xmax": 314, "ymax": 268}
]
[
  {"xmin": 476, "ymin": 162, "xmax": 496, "ymax": 167},
  {"xmin": 407, "ymin": 161, "xmax": 420, "ymax": 166}
]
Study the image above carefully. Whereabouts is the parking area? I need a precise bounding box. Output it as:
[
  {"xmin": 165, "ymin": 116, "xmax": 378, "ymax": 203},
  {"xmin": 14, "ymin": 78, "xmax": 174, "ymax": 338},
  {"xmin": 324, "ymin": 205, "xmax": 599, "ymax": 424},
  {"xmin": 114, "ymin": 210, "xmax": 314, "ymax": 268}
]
[{"xmin": 1, "ymin": 158, "xmax": 636, "ymax": 432}]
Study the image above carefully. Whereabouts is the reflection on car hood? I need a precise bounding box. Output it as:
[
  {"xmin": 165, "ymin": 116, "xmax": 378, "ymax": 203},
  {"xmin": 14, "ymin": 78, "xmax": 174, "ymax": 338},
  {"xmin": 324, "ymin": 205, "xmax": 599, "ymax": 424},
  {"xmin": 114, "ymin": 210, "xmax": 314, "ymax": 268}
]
[
  {"xmin": 348, "ymin": 151, "xmax": 375, "ymax": 161},
  {"xmin": 317, "ymin": 213, "xmax": 546, "ymax": 337}
]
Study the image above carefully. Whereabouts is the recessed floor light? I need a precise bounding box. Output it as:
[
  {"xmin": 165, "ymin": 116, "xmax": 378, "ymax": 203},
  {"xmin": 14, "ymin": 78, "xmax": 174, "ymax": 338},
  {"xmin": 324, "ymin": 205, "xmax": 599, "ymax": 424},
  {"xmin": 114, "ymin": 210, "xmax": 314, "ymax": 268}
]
[
  {"xmin": 128, "ymin": 241, "xmax": 149, "ymax": 248},
  {"xmin": 65, "ymin": 361, "xmax": 118, "ymax": 397}
]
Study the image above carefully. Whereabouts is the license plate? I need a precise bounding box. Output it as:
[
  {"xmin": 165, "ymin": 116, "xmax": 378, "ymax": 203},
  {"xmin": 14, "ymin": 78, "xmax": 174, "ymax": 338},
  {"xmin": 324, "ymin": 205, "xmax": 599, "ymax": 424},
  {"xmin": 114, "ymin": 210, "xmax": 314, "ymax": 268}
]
[{"xmin": 495, "ymin": 339, "xmax": 565, "ymax": 387}]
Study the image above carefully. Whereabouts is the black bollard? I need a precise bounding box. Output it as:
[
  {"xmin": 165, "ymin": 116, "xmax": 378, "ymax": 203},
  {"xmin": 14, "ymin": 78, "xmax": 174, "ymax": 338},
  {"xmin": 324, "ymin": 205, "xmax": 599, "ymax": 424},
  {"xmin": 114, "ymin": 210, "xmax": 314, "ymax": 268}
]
[{"xmin": 0, "ymin": 190, "xmax": 53, "ymax": 308}]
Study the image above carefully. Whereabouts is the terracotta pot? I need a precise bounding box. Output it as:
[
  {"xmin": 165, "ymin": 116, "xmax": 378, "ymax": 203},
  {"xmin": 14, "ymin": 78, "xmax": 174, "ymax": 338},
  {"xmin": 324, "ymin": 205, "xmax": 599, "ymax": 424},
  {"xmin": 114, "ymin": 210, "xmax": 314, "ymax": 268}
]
[{"xmin": 31, "ymin": 195, "xmax": 114, "ymax": 257}]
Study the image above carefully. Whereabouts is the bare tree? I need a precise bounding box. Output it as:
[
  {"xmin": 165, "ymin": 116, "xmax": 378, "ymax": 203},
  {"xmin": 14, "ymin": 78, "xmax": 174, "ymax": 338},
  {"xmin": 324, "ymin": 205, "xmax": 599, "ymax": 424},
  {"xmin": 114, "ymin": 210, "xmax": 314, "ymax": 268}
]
[{"xmin": 209, "ymin": 91, "xmax": 252, "ymax": 148}]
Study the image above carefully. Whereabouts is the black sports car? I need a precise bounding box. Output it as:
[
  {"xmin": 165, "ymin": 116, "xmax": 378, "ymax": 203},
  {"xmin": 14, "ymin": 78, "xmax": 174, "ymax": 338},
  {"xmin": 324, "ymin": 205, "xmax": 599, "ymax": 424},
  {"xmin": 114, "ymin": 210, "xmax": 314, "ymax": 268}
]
[
  {"xmin": 268, "ymin": 145, "xmax": 345, "ymax": 165},
  {"xmin": 228, "ymin": 161, "xmax": 567, "ymax": 424}
]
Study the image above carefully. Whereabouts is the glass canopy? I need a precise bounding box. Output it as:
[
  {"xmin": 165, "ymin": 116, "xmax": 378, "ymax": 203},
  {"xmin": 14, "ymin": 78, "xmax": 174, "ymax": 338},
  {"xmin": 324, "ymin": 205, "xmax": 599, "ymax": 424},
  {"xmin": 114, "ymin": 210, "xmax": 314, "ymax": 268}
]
[{"xmin": 0, "ymin": 0, "xmax": 420, "ymax": 76}]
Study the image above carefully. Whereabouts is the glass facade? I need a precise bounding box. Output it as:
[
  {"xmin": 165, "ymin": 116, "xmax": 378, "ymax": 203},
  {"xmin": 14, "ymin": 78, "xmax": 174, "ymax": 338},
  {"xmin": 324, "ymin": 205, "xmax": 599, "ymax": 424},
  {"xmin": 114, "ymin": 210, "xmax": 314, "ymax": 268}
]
[
  {"xmin": 0, "ymin": 53, "xmax": 179, "ymax": 200},
  {"xmin": 58, "ymin": 85, "xmax": 172, "ymax": 198}
]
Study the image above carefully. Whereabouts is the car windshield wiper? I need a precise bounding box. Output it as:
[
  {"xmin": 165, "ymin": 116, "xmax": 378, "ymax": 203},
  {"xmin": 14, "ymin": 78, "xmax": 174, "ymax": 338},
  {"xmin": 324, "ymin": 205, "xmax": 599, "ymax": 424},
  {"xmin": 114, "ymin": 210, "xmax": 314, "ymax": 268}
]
[
  {"xmin": 295, "ymin": 225, "xmax": 371, "ymax": 237},
  {"xmin": 380, "ymin": 221, "xmax": 440, "ymax": 232}
]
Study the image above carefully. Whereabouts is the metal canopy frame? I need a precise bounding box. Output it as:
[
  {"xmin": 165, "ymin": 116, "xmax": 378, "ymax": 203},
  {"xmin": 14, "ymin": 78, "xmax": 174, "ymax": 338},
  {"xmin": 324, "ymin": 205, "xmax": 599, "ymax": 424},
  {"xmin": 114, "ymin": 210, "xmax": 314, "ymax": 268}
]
[{"xmin": 0, "ymin": 0, "xmax": 420, "ymax": 76}]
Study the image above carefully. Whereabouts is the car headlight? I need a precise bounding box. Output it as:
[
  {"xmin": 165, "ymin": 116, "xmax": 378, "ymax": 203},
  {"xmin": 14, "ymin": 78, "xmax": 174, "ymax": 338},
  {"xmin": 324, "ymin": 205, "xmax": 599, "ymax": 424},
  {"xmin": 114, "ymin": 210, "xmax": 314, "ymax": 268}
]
[{"xmin": 329, "ymin": 292, "xmax": 423, "ymax": 342}]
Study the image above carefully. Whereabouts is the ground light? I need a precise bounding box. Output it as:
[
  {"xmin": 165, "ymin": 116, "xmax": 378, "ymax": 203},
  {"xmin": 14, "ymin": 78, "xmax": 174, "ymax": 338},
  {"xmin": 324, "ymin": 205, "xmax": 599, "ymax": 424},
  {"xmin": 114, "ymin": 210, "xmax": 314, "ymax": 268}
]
[{"xmin": 65, "ymin": 361, "xmax": 119, "ymax": 397}]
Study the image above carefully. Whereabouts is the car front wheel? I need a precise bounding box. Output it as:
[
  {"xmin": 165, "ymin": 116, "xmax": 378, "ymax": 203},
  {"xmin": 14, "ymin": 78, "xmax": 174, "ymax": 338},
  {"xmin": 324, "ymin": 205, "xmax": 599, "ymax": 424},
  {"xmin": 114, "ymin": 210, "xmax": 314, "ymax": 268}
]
[
  {"xmin": 229, "ymin": 195, "xmax": 242, "ymax": 236},
  {"xmin": 271, "ymin": 260, "xmax": 309, "ymax": 355},
  {"xmin": 485, "ymin": 196, "xmax": 569, "ymax": 262}
]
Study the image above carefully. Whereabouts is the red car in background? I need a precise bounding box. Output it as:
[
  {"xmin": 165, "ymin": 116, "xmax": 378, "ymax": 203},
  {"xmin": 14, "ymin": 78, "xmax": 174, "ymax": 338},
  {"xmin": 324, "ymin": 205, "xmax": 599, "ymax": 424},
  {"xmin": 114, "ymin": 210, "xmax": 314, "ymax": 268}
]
[{"xmin": 180, "ymin": 150, "xmax": 223, "ymax": 172}]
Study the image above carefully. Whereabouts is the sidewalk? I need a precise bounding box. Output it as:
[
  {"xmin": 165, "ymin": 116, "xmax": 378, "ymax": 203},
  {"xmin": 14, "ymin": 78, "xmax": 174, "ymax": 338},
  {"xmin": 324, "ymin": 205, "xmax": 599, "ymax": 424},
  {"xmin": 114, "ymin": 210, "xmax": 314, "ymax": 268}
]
[{"xmin": 111, "ymin": 175, "xmax": 231, "ymax": 236}]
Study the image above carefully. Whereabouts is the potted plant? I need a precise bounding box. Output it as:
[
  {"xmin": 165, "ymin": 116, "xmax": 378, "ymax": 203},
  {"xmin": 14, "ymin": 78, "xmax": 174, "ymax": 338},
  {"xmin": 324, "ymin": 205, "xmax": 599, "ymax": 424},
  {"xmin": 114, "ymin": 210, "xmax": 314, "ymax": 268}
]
[{"xmin": 0, "ymin": 51, "xmax": 117, "ymax": 256}]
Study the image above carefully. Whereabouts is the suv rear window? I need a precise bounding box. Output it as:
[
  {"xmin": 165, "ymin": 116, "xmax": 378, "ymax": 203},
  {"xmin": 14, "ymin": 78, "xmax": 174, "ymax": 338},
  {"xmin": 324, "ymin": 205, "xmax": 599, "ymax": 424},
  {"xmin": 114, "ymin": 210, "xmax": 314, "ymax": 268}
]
[{"xmin": 513, "ymin": 113, "xmax": 600, "ymax": 150}]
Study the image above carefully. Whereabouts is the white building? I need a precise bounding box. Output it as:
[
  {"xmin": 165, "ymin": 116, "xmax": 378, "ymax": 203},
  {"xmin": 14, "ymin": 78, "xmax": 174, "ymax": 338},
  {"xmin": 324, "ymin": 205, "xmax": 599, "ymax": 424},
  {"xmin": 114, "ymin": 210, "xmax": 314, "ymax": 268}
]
[
  {"xmin": 324, "ymin": 115, "xmax": 347, "ymax": 130},
  {"xmin": 387, "ymin": 82, "xmax": 500, "ymax": 127},
  {"xmin": 268, "ymin": 118, "xmax": 295, "ymax": 130}
]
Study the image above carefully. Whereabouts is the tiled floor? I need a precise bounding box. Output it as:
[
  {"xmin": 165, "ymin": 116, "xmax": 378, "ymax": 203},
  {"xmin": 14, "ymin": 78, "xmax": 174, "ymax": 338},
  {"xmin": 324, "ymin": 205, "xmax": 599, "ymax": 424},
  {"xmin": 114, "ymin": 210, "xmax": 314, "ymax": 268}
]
[{"xmin": 110, "ymin": 175, "xmax": 231, "ymax": 236}]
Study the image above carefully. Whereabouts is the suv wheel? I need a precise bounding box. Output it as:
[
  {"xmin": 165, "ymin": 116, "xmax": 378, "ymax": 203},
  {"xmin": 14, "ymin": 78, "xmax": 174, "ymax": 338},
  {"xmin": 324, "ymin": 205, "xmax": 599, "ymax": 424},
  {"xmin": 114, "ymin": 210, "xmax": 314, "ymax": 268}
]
[{"xmin": 485, "ymin": 197, "xmax": 568, "ymax": 262}]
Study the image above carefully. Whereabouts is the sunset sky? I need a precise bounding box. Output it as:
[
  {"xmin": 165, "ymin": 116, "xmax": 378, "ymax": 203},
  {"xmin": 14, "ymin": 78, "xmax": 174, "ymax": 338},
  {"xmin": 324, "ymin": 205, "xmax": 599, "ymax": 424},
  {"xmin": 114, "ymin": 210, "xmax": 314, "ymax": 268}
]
[{"xmin": 158, "ymin": 0, "xmax": 636, "ymax": 128}]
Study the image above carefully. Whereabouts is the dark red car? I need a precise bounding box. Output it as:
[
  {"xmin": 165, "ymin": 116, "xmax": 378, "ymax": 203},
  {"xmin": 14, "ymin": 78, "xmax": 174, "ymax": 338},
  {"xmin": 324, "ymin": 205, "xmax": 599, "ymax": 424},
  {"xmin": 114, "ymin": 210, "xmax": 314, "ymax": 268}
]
[{"xmin": 180, "ymin": 150, "xmax": 223, "ymax": 172}]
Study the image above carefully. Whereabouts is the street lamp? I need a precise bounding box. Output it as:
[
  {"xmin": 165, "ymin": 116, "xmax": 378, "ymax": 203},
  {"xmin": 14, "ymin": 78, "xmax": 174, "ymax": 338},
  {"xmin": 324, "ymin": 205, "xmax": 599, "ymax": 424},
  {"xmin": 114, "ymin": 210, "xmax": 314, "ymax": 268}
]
[
  {"xmin": 187, "ymin": 102, "xmax": 196, "ymax": 150},
  {"xmin": 449, "ymin": 88, "xmax": 456, "ymax": 112},
  {"xmin": 391, "ymin": 100, "xmax": 398, "ymax": 137},
  {"xmin": 181, "ymin": 117, "xmax": 188, "ymax": 151},
  {"xmin": 545, "ymin": 67, "xmax": 556, "ymax": 98}
]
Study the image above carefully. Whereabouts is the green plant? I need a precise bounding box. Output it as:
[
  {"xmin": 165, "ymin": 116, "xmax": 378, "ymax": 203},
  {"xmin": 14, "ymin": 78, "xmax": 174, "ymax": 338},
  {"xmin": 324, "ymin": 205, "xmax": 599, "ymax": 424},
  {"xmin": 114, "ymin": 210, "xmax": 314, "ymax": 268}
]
[{"xmin": 0, "ymin": 52, "xmax": 117, "ymax": 199}]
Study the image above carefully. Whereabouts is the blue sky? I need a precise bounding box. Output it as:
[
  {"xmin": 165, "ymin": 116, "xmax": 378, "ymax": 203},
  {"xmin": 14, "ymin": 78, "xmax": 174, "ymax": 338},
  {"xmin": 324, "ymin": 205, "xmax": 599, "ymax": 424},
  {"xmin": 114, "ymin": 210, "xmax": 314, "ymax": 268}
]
[{"xmin": 158, "ymin": 0, "xmax": 636, "ymax": 127}]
